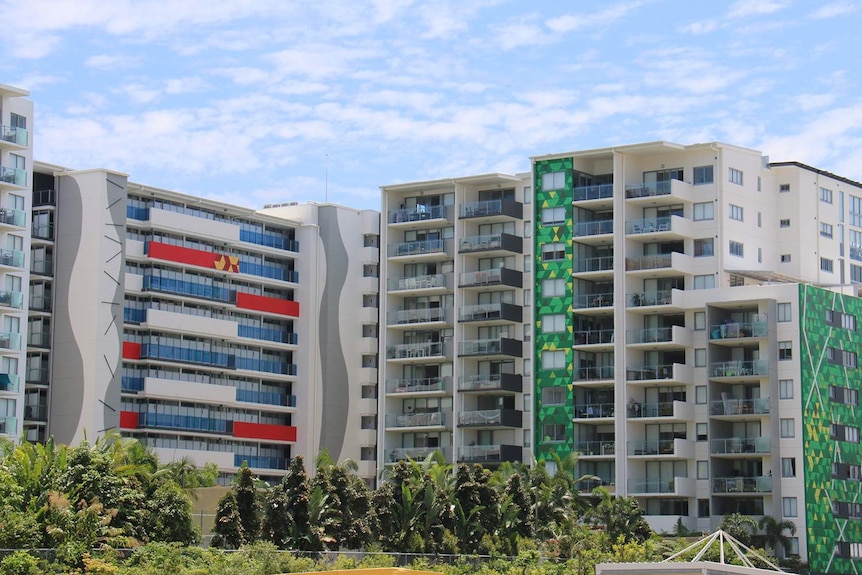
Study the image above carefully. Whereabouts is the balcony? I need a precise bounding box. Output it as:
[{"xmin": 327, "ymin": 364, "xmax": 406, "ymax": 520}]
[
  {"xmin": 388, "ymin": 446, "xmax": 452, "ymax": 462},
  {"xmin": 458, "ymin": 372, "xmax": 522, "ymax": 393},
  {"xmin": 385, "ymin": 411, "xmax": 448, "ymax": 429},
  {"xmin": 710, "ymin": 360, "xmax": 769, "ymax": 379},
  {"xmin": 140, "ymin": 343, "xmax": 236, "ymax": 368},
  {"xmin": 239, "ymin": 229, "xmax": 299, "ymax": 252},
  {"xmin": 713, "ymin": 476, "xmax": 772, "ymax": 494},
  {"xmin": 140, "ymin": 412, "xmax": 232, "ymax": 434},
  {"xmin": 458, "ymin": 408, "xmax": 522, "ymax": 428},
  {"xmin": 388, "ymin": 205, "xmax": 449, "ymax": 225},
  {"xmin": 628, "ymin": 476, "xmax": 695, "ymax": 497},
  {"xmin": 625, "ymin": 363, "xmax": 688, "ymax": 383},
  {"xmin": 27, "ymin": 332, "xmax": 50, "ymax": 349},
  {"xmin": 625, "ymin": 179, "xmax": 693, "ymax": 202},
  {"xmin": 458, "ymin": 302, "xmax": 522, "ymax": 324},
  {"xmin": 573, "ymin": 329, "xmax": 615, "ymax": 348},
  {"xmin": 711, "ymin": 436, "xmax": 771, "ymax": 456},
  {"xmin": 459, "ymin": 199, "xmax": 523, "ymax": 220},
  {"xmin": 458, "ymin": 337, "xmax": 521, "ymax": 358},
  {"xmin": 33, "ymin": 189, "xmax": 56, "ymax": 207},
  {"xmin": 388, "ymin": 273, "xmax": 448, "ymax": 292},
  {"xmin": 627, "ymin": 289, "xmax": 676, "ymax": 308},
  {"xmin": 574, "ymin": 255, "xmax": 614, "ymax": 275},
  {"xmin": 626, "ymin": 216, "xmax": 693, "ymax": 240},
  {"xmin": 573, "ymin": 441, "xmax": 616, "ymax": 457},
  {"xmin": 573, "ymin": 402, "xmax": 615, "ymax": 419},
  {"xmin": 710, "ymin": 398, "xmax": 770, "ymax": 417},
  {"xmin": 237, "ymin": 325, "xmax": 298, "ymax": 345},
  {"xmin": 627, "ymin": 400, "xmax": 693, "ymax": 421},
  {"xmin": 0, "ymin": 290, "xmax": 23, "ymax": 309},
  {"xmin": 0, "ymin": 373, "xmax": 19, "ymax": 393},
  {"xmin": 625, "ymin": 252, "xmax": 692, "ymax": 276},
  {"xmin": 709, "ymin": 321, "xmax": 768, "ymax": 342},
  {"xmin": 0, "ymin": 207, "xmax": 25, "ymax": 229},
  {"xmin": 29, "ymin": 295, "xmax": 51, "ymax": 312},
  {"xmin": 0, "ymin": 332, "xmax": 22, "ymax": 351},
  {"xmin": 0, "ymin": 125, "xmax": 28, "ymax": 147},
  {"xmin": 387, "ymin": 239, "xmax": 449, "ymax": 259},
  {"xmin": 574, "ymin": 366, "xmax": 615, "ymax": 383},
  {"xmin": 387, "ymin": 307, "xmax": 449, "ymax": 327},
  {"xmin": 235, "ymin": 454, "xmax": 287, "ymax": 470},
  {"xmin": 121, "ymin": 376, "xmax": 144, "ymax": 392},
  {"xmin": 24, "ymin": 404, "xmax": 48, "ymax": 422},
  {"xmin": 31, "ymin": 223, "xmax": 53, "ymax": 240},
  {"xmin": 627, "ymin": 438, "xmax": 694, "ymax": 459},
  {"xmin": 0, "ymin": 248, "xmax": 25, "ymax": 269},
  {"xmin": 626, "ymin": 325, "xmax": 690, "ymax": 347},
  {"xmin": 236, "ymin": 389, "xmax": 297, "ymax": 407},
  {"xmin": 573, "ymin": 219, "xmax": 613, "ymax": 239},
  {"xmin": 459, "ymin": 267, "xmax": 522, "ymax": 289},
  {"xmin": 573, "ymin": 183, "xmax": 614, "ymax": 203},
  {"xmin": 573, "ymin": 292, "xmax": 614, "ymax": 310},
  {"xmin": 31, "ymin": 257, "xmax": 53, "ymax": 276},
  {"xmin": 0, "ymin": 416, "xmax": 16, "ymax": 435},
  {"xmin": 458, "ymin": 444, "xmax": 522, "ymax": 463},
  {"xmin": 26, "ymin": 367, "xmax": 49, "ymax": 384},
  {"xmin": 579, "ymin": 477, "xmax": 616, "ymax": 493},
  {"xmin": 235, "ymin": 358, "xmax": 297, "ymax": 376},
  {"xmin": 459, "ymin": 233, "xmax": 522, "ymax": 255},
  {"xmin": 385, "ymin": 376, "xmax": 451, "ymax": 395},
  {"xmin": 142, "ymin": 274, "xmax": 236, "ymax": 303},
  {"xmin": 0, "ymin": 166, "xmax": 26, "ymax": 188},
  {"xmin": 386, "ymin": 341, "xmax": 449, "ymax": 361}
]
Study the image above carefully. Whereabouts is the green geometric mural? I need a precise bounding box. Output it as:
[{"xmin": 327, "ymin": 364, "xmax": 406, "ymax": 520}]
[
  {"xmin": 533, "ymin": 157, "xmax": 575, "ymax": 459},
  {"xmin": 800, "ymin": 284, "xmax": 862, "ymax": 573}
]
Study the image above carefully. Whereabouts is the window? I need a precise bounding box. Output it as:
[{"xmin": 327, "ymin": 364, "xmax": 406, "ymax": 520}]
[
  {"xmin": 693, "ymin": 202, "xmax": 714, "ymax": 221},
  {"xmin": 780, "ymin": 184, "xmax": 790, "ymax": 193},
  {"xmin": 543, "ymin": 423, "xmax": 566, "ymax": 442},
  {"xmin": 783, "ymin": 497, "xmax": 798, "ymax": 517},
  {"xmin": 524, "ymin": 222, "xmax": 532, "ymax": 238},
  {"xmin": 821, "ymin": 222, "xmax": 834, "ymax": 238},
  {"xmin": 542, "ymin": 278, "xmax": 565, "ymax": 297},
  {"xmin": 827, "ymin": 347, "xmax": 858, "ymax": 368},
  {"xmin": 524, "ymin": 358, "xmax": 531, "ymax": 377},
  {"xmin": 542, "ymin": 350, "xmax": 566, "ymax": 370},
  {"xmin": 781, "ymin": 254, "xmax": 792, "ymax": 263},
  {"xmin": 729, "ymin": 204, "xmax": 744, "ymax": 221},
  {"xmin": 729, "ymin": 240, "xmax": 744, "ymax": 257},
  {"xmin": 786, "ymin": 538, "xmax": 799, "ymax": 556},
  {"xmin": 698, "ymin": 499, "xmax": 710, "ymax": 518},
  {"xmin": 779, "ymin": 341, "xmax": 793, "ymax": 361},
  {"xmin": 361, "ymin": 385, "xmax": 377, "ymax": 399},
  {"xmin": 693, "ymin": 165, "xmax": 714, "ymax": 185},
  {"xmin": 780, "ymin": 219, "xmax": 790, "ymax": 228},
  {"xmin": 830, "ymin": 385, "xmax": 859, "ymax": 405},
  {"xmin": 694, "ymin": 238, "xmax": 714, "ymax": 257},
  {"xmin": 781, "ymin": 458, "xmax": 796, "ymax": 477},
  {"xmin": 524, "ymin": 323, "xmax": 531, "ymax": 343},
  {"xmin": 757, "ymin": 176, "xmax": 761, "ymax": 192},
  {"xmin": 821, "ymin": 257, "xmax": 834, "ymax": 272},
  {"xmin": 542, "ymin": 243, "xmax": 565, "ymax": 262},
  {"xmin": 694, "ymin": 274, "xmax": 715, "ymax": 290},
  {"xmin": 696, "ymin": 423, "xmax": 708, "ymax": 441},
  {"xmin": 523, "ymin": 289, "xmax": 531, "ymax": 307},
  {"xmin": 758, "ymin": 247, "xmax": 762, "ymax": 263},
  {"xmin": 523, "ymin": 186, "xmax": 532, "ymax": 204},
  {"xmin": 694, "ymin": 311, "xmax": 706, "ymax": 330},
  {"xmin": 695, "ymin": 348, "xmax": 706, "ymax": 367},
  {"xmin": 777, "ymin": 302, "xmax": 791, "ymax": 322},
  {"xmin": 542, "ymin": 172, "xmax": 566, "ymax": 190},
  {"xmin": 541, "ymin": 386, "xmax": 566, "ymax": 405},
  {"xmin": 541, "ymin": 314, "xmax": 566, "ymax": 333},
  {"xmin": 360, "ymin": 446, "xmax": 376, "ymax": 461},
  {"xmin": 826, "ymin": 309, "xmax": 857, "ymax": 331},
  {"xmin": 542, "ymin": 207, "xmax": 565, "ymax": 226},
  {"xmin": 779, "ymin": 379, "xmax": 794, "ymax": 399},
  {"xmin": 831, "ymin": 424, "xmax": 860, "ymax": 443},
  {"xmin": 695, "ymin": 385, "xmax": 707, "ymax": 404},
  {"xmin": 697, "ymin": 461, "xmax": 709, "ymax": 479},
  {"xmin": 360, "ymin": 415, "xmax": 377, "ymax": 430},
  {"xmin": 728, "ymin": 168, "xmax": 744, "ymax": 185},
  {"xmin": 780, "ymin": 418, "xmax": 795, "ymax": 438},
  {"xmin": 524, "ymin": 393, "xmax": 531, "ymax": 412},
  {"xmin": 821, "ymin": 187, "xmax": 834, "ymax": 203}
]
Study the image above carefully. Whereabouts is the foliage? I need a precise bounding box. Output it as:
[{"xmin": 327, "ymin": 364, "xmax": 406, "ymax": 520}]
[
  {"xmin": 0, "ymin": 551, "xmax": 39, "ymax": 575},
  {"xmin": 758, "ymin": 515, "xmax": 796, "ymax": 557},
  {"xmin": 719, "ymin": 513, "xmax": 758, "ymax": 547},
  {"xmin": 585, "ymin": 488, "xmax": 652, "ymax": 543}
]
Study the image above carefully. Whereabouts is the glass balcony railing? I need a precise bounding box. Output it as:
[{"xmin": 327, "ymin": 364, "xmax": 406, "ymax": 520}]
[
  {"xmin": 388, "ymin": 239, "xmax": 446, "ymax": 257},
  {"xmin": 458, "ymin": 267, "xmax": 522, "ymax": 288},
  {"xmin": 712, "ymin": 476, "xmax": 772, "ymax": 493},
  {"xmin": 458, "ymin": 302, "xmax": 521, "ymax": 322},
  {"xmin": 710, "ymin": 360, "xmax": 769, "ymax": 378},
  {"xmin": 459, "ymin": 233, "xmax": 521, "ymax": 253},
  {"xmin": 0, "ymin": 125, "xmax": 28, "ymax": 146},
  {"xmin": 627, "ymin": 290, "xmax": 673, "ymax": 307},
  {"xmin": 0, "ymin": 207, "xmax": 25, "ymax": 228},
  {"xmin": 234, "ymin": 454, "xmax": 287, "ymax": 470},
  {"xmin": 625, "ymin": 254, "xmax": 674, "ymax": 271},
  {"xmin": 121, "ymin": 376, "xmax": 145, "ymax": 392},
  {"xmin": 0, "ymin": 332, "xmax": 22, "ymax": 351},
  {"xmin": 385, "ymin": 411, "xmax": 446, "ymax": 428},
  {"xmin": 141, "ymin": 412, "xmax": 230, "ymax": 434},
  {"xmin": 573, "ymin": 292, "xmax": 614, "ymax": 308},
  {"xmin": 143, "ymin": 275, "xmax": 236, "ymax": 303},
  {"xmin": 0, "ymin": 373, "xmax": 20, "ymax": 392},
  {"xmin": 235, "ymin": 357, "xmax": 297, "ymax": 375},
  {"xmin": 388, "ymin": 273, "xmax": 447, "ymax": 291},
  {"xmin": 627, "ymin": 440, "xmax": 677, "ymax": 456},
  {"xmin": 31, "ymin": 257, "xmax": 53, "ymax": 276},
  {"xmin": 573, "ymin": 220, "xmax": 613, "ymax": 236},
  {"xmin": 711, "ymin": 436, "xmax": 771, "ymax": 454},
  {"xmin": 573, "ymin": 329, "xmax": 614, "ymax": 345},
  {"xmin": 0, "ymin": 248, "xmax": 25, "ymax": 268},
  {"xmin": 0, "ymin": 166, "xmax": 26, "ymax": 187},
  {"xmin": 458, "ymin": 409, "xmax": 521, "ymax": 427},
  {"xmin": 627, "ymin": 327, "xmax": 675, "ymax": 344},
  {"xmin": 626, "ymin": 364, "xmax": 675, "ymax": 381},
  {"xmin": 31, "ymin": 223, "xmax": 53, "ymax": 240},
  {"xmin": 237, "ymin": 325, "xmax": 298, "ymax": 344},
  {"xmin": 458, "ymin": 373, "xmax": 521, "ymax": 393},
  {"xmin": 29, "ymin": 295, "xmax": 51, "ymax": 312},
  {"xmin": 0, "ymin": 416, "xmax": 17, "ymax": 434},
  {"xmin": 574, "ymin": 366, "xmax": 615, "ymax": 381},
  {"xmin": 710, "ymin": 398, "xmax": 770, "ymax": 416},
  {"xmin": 458, "ymin": 338, "xmax": 521, "ymax": 357},
  {"xmin": 625, "ymin": 180, "xmax": 675, "ymax": 199},
  {"xmin": 387, "ymin": 341, "xmax": 446, "ymax": 359},
  {"xmin": 573, "ymin": 441, "xmax": 615, "ymax": 456},
  {"xmin": 238, "ymin": 262, "xmax": 297, "ymax": 283},
  {"xmin": 387, "ymin": 307, "xmax": 447, "ymax": 325},
  {"xmin": 124, "ymin": 308, "xmax": 147, "ymax": 323},
  {"xmin": 627, "ymin": 217, "xmax": 673, "ymax": 234},
  {"xmin": 459, "ymin": 199, "xmax": 522, "ymax": 219},
  {"xmin": 386, "ymin": 377, "xmax": 448, "ymax": 394},
  {"xmin": 33, "ymin": 189, "xmax": 56, "ymax": 206},
  {"xmin": 573, "ymin": 403, "xmax": 615, "ymax": 418},
  {"xmin": 240, "ymin": 229, "xmax": 299, "ymax": 252},
  {"xmin": 236, "ymin": 389, "xmax": 297, "ymax": 407},
  {"xmin": 26, "ymin": 367, "xmax": 49, "ymax": 384},
  {"xmin": 388, "ymin": 446, "xmax": 451, "ymax": 462},
  {"xmin": 574, "ymin": 255, "xmax": 614, "ymax": 273},
  {"xmin": 627, "ymin": 478, "xmax": 681, "ymax": 494},
  {"xmin": 573, "ymin": 183, "xmax": 614, "ymax": 202},
  {"xmin": 127, "ymin": 205, "xmax": 150, "ymax": 220},
  {"xmin": 709, "ymin": 321, "xmax": 768, "ymax": 339},
  {"xmin": 0, "ymin": 290, "xmax": 23, "ymax": 309},
  {"xmin": 389, "ymin": 205, "xmax": 448, "ymax": 223},
  {"xmin": 24, "ymin": 404, "xmax": 48, "ymax": 421},
  {"xmin": 627, "ymin": 401, "xmax": 680, "ymax": 418},
  {"xmin": 140, "ymin": 343, "xmax": 235, "ymax": 368},
  {"xmin": 27, "ymin": 332, "xmax": 50, "ymax": 348}
]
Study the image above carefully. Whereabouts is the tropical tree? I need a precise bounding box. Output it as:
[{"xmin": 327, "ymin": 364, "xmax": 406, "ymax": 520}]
[
  {"xmin": 758, "ymin": 515, "xmax": 797, "ymax": 556},
  {"xmin": 212, "ymin": 491, "xmax": 245, "ymax": 548},
  {"xmin": 720, "ymin": 513, "xmax": 758, "ymax": 547},
  {"xmin": 585, "ymin": 488, "xmax": 652, "ymax": 543},
  {"xmin": 233, "ymin": 464, "xmax": 261, "ymax": 543}
]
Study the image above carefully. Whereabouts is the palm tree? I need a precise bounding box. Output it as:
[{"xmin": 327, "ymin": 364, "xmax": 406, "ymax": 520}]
[
  {"xmin": 758, "ymin": 515, "xmax": 797, "ymax": 556},
  {"xmin": 719, "ymin": 513, "xmax": 758, "ymax": 547}
]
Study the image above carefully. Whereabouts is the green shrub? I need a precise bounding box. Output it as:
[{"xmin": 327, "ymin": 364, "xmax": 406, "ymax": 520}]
[{"xmin": 0, "ymin": 551, "xmax": 39, "ymax": 575}]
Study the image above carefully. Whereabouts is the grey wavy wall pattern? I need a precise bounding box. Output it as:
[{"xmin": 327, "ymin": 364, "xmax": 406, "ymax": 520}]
[
  {"xmin": 317, "ymin": 208, "xmax": 349, "ymax": 461},
  {"xmin": 103, "ymin": 174, "xmax": 126, "ymax": 431}
]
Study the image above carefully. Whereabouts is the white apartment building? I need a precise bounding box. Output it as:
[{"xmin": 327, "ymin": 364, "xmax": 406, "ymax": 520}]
[{"xmin": 378, "ymin": 175, "xmax": 532, "ymax": 470}]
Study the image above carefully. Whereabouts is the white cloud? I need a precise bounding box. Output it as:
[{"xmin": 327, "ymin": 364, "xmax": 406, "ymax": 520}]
[
  {"xmin": 727, "ymin": 0, "xmax": 788, "ymax": 18},
  {"xmin": 809, "ymin": 1, "xmax": 859, "ymax": 19},
  {"xmin": 85, "ymin": 53, "xmax": 140, "ymax": 69},
  {"xmin": 680, "ymin": 19, "xmax": 721, "ymax": 35},
  {"xmin": 546, "ymin": 1, "xmax": 646, "ymax": 33},
  {"xmin": 794, "ymin": 93, "xmax": 837, "ymax": 112}
]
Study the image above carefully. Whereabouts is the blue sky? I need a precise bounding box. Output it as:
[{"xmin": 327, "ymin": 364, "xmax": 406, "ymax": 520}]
[{"xmin": 2, "ymin": 0, "xmax": 862, "ymax": 210}]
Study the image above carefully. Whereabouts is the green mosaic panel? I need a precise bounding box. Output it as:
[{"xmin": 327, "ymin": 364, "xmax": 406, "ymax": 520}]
[
  {"xmin": 533, "ymin": 157, "xmax": 574, "ymax": 461},
  {"xmin": 800, "ymin": 284, "xmax": 862, "ymax": 573}
]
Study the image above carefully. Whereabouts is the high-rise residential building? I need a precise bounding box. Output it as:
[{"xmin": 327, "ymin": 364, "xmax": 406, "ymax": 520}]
[
  {"xmin": 26, "ymin": 160, "xmax": 379, "ymax": 485},
  {"xmin": 378, "ymin": 175, "xmax": 532, "ymax": 469},
  {"xmin": 531, "ymin": 141, "xmax": 862, "ymax": 571},
  {"xmin": 0, "ymin": 83, "xmax": 32, "ymax": 442}
]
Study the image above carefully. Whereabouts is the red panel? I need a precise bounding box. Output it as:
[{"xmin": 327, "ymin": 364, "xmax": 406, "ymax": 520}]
[
  {"xmin": 119, "ymin": 411, "xmax": 139, "ymax": 429},
  {"xmin": 147, "ymin": 241, "xmax": 239, "ymax": 272},
  {"xmin": 233, "ymin": 421, "xmax": 297, "ymax": 442},
  {"xmin": 122, "ymin": 342, "xmax": 141, "ymax": 359},
  {"xmin": 236, "ymin": 292, "xmax": 300, "ymax": 317}
]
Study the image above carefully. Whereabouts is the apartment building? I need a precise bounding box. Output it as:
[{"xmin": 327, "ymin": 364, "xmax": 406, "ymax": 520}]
[
  {"xmin": 532, "ymin": 140, "xmax": 862, "ymax": 572},
  {"xmin": 0, "ymin": 84, "xmax": 32, "ymax": 443},
  {"xmin": 378, "ymin": 175, "xmax": 532, "ymax": 470},
  {"xmin": 26, "ymin": 160, "xmax": 378, "ymax": 484}
]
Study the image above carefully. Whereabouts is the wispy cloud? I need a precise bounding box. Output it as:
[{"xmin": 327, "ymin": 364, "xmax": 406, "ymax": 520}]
[
  {"xmin": 727, "ymin": 0, "xmax": 789, "ymax": 18},
  {"xmin": 809, "ymin": 1, "xmax": 859, "ymax": 19},
  {"xmin": 546, "ymin": 1, "xmax": 646, "ymax": 33},
  {"xmin": 85, "ymin": 53, "xmax": 141, "ymax": 69}
]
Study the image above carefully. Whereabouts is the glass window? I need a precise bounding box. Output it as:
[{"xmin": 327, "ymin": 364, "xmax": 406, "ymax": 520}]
[
  {"xmin": 541, "ymin": 386, "xmax": 566, "ymax": 405},
  {"xmin": 542, "ymin": 207, "xmax": 565, "ymax": 226},
  {"xmin": 697, "ymin": 461, "xmax": 709, "ymax": 479},
  {"xmin": 783, "ymin": 497, "xmax": 798, "ymax": 517},
  {"xmin": 821, "ymin": 187, "xmax": 834, "ymax": 203},
  {"xmin": 781, "ymin": 457, "xmax": 796, "ymax": 477},
  {"xmin": 728, "ymin": 168, "xmax": 743, "ymax": 185},
  {"xmin": 694, "ymin": 311, "xmax": 706, "ymax": 330},
  {"xmin": 821, "ymin": 258, "xmax": 834, "ymax": 272},
  {"xmin": 523, "ymin": 186, "xmax": 532, "ymax": 204},
  {"xmin": 694, "ymin": 274, "xmax": 715, "ymax": 290},
  {"xmin": 541, "ymin": 314, "xmax": 566, "ymax": 333},
  {"xmin": 694, "ymin": 238, "xmax": 714, "ymax": 257},
  {"xmin": 729, "ymin": 240, "xmax": 744, "ymax": 257},
  {"xmin": 779, "ymin": 341, "xmax": 793, "ymax": 360},
  {"xmin": 695, "ymin": 385, "xmax": 707, "ymax": 404},
  {"xmin": 543, "ymin": 423, "xmax": 566, "ymax": 442},
  {"xmin": 542, "ymin": 278, "xmax": 565, "ymax": 297},
  {"xmin": 693, "ymin": 202, "xmax": 714, "ymax": 221},
  {"xmin": 780, "ymin": 184, "xmax": 790, "ymax": 193},
  {"xmin": 541, "ymin": 350, "xmax": 566, "ymax": 370},
  {"xmin": 542, "ymin": 243, "xmax": 565, "ymax": 261},
  {"xmin": 779, "ymin": 379, "xmax": 794, "ymax": 399},
  {"xmin": 778, "ymin": 302, "xmax": 791, "ymax": 321},
  {"xmin": 696, "ymin": 423, "xmax": 708, "ymax": 441},
  {"xmin": 780, "ymin": 418, "xmax": 795, "ymax": 438},
  {"xmin": 780, "ymin": 219, "xmax": 790, "ymax": 228},
  {"xmin": 698, "ymin": 499, "xmax": 710, "ymax": 518},
  {"xmin": 695, "ymin": 348, "xmax": 706, "ymax": 367},
  {"xmin": 693, "ymin": 165, "xmax": 714, "ymax": 185},
  {"xmin": 729, "ymin": 204, "xmax": 744, "ymax": 221},
  {"xmin": 781, "ymin": 254, "xmax": 792, "ymax": 263},
  {"xmin": 542, "ymin": 172, "xmax": 565, "ymax": 190},
  {"xmin": 821, "ymin": 222, "xmax": 834, "ymax": 238}
]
